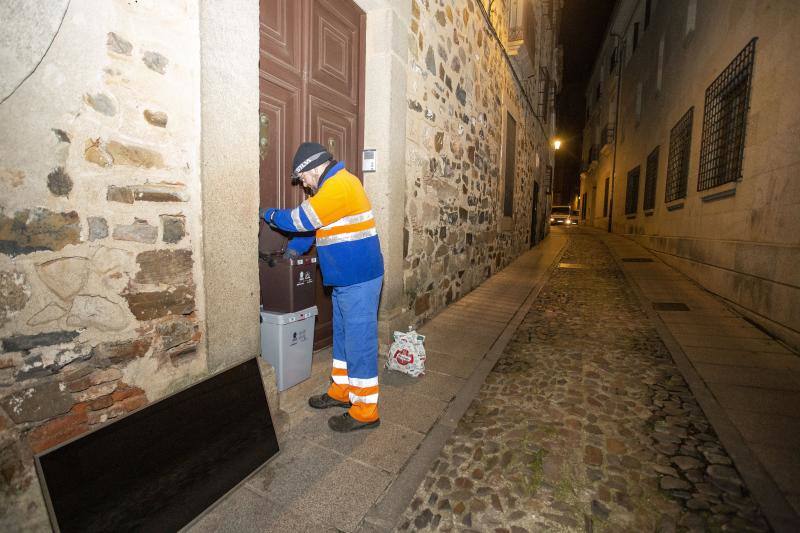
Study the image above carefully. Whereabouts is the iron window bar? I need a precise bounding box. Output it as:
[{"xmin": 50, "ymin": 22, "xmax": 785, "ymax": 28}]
[
  {"xmin": 644, "ymin": 146, "xmax": 660, "ymax": 211},
  {"xmin": 625, "ymin": 166, "xmax": 641, "ymax": 215},
  {"xmin": 665, "ymin": 107, "xmax": 694, "ymax": 203},
  {"xmin": 697, "ymin": 38, "xmax": 757, "ymax": 191}
]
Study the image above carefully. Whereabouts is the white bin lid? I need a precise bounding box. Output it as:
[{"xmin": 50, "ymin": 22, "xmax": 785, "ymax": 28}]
[{"xmin": 260, "ymin": 306, "xmax": 319, "ymax": 325}]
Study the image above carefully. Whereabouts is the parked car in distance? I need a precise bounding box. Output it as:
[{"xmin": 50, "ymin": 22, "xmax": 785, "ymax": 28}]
[{"xmin": 550, "ymin": 205, "xmax": 578, "ymax": 225}]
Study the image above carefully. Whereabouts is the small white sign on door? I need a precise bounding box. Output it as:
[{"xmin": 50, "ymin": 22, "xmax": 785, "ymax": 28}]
[{"xmin": 362, "ymin": 149, "xmax": 377, "ymax": 172}]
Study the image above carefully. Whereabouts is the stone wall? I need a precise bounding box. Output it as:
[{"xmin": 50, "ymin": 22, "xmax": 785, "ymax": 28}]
[
  {"xmin": 404, "ymin": 0, "xmax": 555, "ymax": 322},
  {"xmin": 0, "ymin": 1, "xmax": 207, "ymax": 529},
  {"xmin": 580, "ymin": 0, "xmax": 800, "ymax": 349}
]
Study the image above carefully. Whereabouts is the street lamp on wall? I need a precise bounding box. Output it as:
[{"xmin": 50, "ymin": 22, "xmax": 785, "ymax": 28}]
[{"xmin": 552, "ymin": 138, "xmax": 562, "ymax": 150}]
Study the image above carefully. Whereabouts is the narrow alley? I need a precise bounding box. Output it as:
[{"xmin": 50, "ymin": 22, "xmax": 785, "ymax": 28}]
[
  {"xmin": 188, "ymin": 227, "xmax": 797, "ymax": 532},
  {"xmin": 397, "ymin": 227, "xmax": 777, "ymax": 532}
]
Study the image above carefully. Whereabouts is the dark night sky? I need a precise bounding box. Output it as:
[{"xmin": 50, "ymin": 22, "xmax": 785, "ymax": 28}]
[{"xmin": 554, "ymin": 0, "xmax": 615, "ymax": 205}]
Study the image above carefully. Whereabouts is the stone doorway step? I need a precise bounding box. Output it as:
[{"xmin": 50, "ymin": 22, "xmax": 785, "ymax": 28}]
[
  {"xmin": 596, "ymin": 228, "xmax": 800, "ymax": 533},
  {"xmin": 187, "ymin": 231, "xmax": 568, "ymax": 533}
]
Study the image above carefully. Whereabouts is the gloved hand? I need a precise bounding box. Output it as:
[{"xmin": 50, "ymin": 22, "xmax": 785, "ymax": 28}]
[
  {"xmin": 260, "ymin": 208, "xmax": 277, "ymax": 227},
  {"xmin": 282, "ymin": 248, "xmax": 299, "ymax": 260}
]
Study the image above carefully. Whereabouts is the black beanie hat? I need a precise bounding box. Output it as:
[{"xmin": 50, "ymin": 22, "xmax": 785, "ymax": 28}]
[{"xmin": 291, "ymin": 142, "xmax": 332, "ymax": 178}]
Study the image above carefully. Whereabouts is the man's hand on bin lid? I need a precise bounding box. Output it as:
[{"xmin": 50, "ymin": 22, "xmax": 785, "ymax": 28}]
[{"xmin": 282, "ymin": 248, "xmax": 299, "ymax": 260}]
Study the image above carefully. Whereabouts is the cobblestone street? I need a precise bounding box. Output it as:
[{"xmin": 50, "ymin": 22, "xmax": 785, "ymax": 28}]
[{"xmin": 398, "ymin": 230, "xmax": 771, "ymax": 532}]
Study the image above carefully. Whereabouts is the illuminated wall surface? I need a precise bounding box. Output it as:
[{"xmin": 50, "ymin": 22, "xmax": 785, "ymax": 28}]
[{"xmin": 579, "ymin": 0, "xmax": 800, "ymax": 349}]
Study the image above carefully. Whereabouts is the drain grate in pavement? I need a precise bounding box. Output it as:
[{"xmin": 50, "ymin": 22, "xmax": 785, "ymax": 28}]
[
  {"xmin": 622, "ymin": 257, "xmax": 655, "ymax": 262},
  {"xmin": 558, "ymin": 262, "xmax": 590, "ymax": 269},
  {"xmin": 652, "ymin": 302, "xmax": 691, "ymax": 311}
]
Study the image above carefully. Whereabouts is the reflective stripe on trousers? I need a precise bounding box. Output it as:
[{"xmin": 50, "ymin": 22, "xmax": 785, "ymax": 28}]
[{"xmin": 326, "ymin": 275, "xmax": 383, "ymax": 422}]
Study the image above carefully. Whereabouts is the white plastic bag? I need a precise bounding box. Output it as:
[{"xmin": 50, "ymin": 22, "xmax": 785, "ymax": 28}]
[{"xmin": 386, "ymin": 328, "xmax": 426, "ymax": 377}]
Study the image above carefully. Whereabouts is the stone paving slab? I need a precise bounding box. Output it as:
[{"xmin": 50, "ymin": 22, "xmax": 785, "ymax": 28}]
[
  {"xmin": 422, "ymin": 350, "xmax": 483, "ymax": 379},
  {"xmin": 695, "ymin": 363, "xmax": 800, "ymax": 390},
  {"xmin": 673, "ymin": 334, "xmax": 794, "ymax": 354},
  {"xmin": 707, "ymin": 383, "xmax": 800, "ymax": 418},
  {"xmin": 668, "ymin": 323, "xmax": 773, "ymax": 340},
  {"xmin": 244, "ymin": 441, "xmax": 393, "ymax": 532},
  {"xmin": 189, "ymin": 484, "xmax": 336, "ymax": 533},
  {"xmin": 725, "ymin": 409, "xmax": 800, "ymax": 449},
  {"xmin": 379, "ymin": 386, "xmax": 450, "ymax": 434},
  {"xmin": 682, "ymin": 346, "xmax": 800, "ymax": 371}
]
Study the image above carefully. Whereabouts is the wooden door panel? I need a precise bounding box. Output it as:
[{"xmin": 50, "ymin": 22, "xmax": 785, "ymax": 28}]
[
  {"xmin": 259, "ymin": 0, "xmax": 303, "ymax": 75},
  {"xmin": 258, "ymin": 75, "xmax": 302, "ymax": 253},
  {"xmin": 308, "ymin": 95, "xmax": 357, "ymax": 168},
  {"xmin": 309, "ymin": 0, "xmax": 361, "ymax": 104}
]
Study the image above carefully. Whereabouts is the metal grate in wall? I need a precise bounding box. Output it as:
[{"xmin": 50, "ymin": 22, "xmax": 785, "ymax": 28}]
[
  {"xmin": 625, "ymin": 165, "xmax": 641, "ymax": 215},
  {"xmin": 665, "ymin": 107, "xmax": 693, "ymax": 202},
  {"xmin": 643, "ymin": 146, "xmax": 659, "ymax": 211},
  {"xmin": 697, "ymin": 38, "xmax": 757, "ymax": 191}
]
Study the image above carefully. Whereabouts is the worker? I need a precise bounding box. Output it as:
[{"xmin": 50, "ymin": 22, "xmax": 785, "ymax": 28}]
[{"xmin": 260, "ymin": 142, "xmax": 383, "ymax": 432}]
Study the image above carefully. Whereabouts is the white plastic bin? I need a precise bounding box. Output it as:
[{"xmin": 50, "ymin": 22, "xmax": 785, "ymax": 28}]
[{"xmin": 260, "ymin": 306, "xmax": 318, "ymax": 391}]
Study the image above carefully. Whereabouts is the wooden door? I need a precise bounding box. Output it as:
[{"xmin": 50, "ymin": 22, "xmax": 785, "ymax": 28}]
[
  {"xmin": 530, "ymin": 182, "xmax": 539, "ymax": 248},
  {"xmin": 259, "ymin": 0, "xmax": 366, "ymax": 350}
]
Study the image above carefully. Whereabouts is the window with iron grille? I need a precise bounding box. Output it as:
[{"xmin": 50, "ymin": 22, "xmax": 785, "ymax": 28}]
[
  {"xmin": 609, "ymin": 46, "xmax": 617, "ymax": 74},
  {"xmin": 697, "ymin": 38, "xmax": 757, "ymax": 191},
  {"xmin": 603, "ymin": 177, "xmax": 610, "ymax": 217},
  {"xmin": 539, "ymin": 67, "xmax": 551, "ymax": 123},
  {"xmin": 581, "ymin": 192, "xmax": 587, "ymax": 219},
  {"xmin": 643, "ymin": 146, "xmax": 659, "ymax": 211},
  {"xmin": 633, "ymin": 22, "xmax": 640, "ymax": 51},
  {"xmin": 664, "ymin": 107, "xmax": 693, "ymax": 202},
  {"xmin": 625, "ymin": 166, "xmax": 641, "ymax": 215}
]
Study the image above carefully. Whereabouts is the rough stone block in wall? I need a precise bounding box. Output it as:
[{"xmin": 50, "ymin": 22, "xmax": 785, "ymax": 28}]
[
  {"xmin": 84, "ymin": 139, "xmax": 164, "ymax": 168},
  {"xmin": 27, "ymin": 409, "xmax": 91, "ymax": 455},
  {"xmin": 84, "ymin": 93, "xmax": 117, "ymax": 116},
  {"xmin": 0, "ymin": 270, "xmax": 30, "ymax": 327},
  {"xmin": 0, "ymin": 208, "xmax": 81, "ymax": 256},
  {"xmin": 142, "ymin": 50, "xmax": 168, "ymax": 74},
  {"xmin": 0, "ymin": 381, "xmax": 74, "ymax": 424},
  {"xmin": 0, "ymin": 330, "xmax": 80, "ymax": 353},
  {"xmin": 157, "ymin": 317, "xmax": 196, "ymax": 351},
  {"xmin": 122, "ymin": 285, "xmax": 195, "ymax": 321},
  {"xmin": 65, "ymin": 368, "xmax": 122, "ymax": 393},
  {"xmin": 113, "ymin": 219, "xmax": 157, "ymax": 243},
  {"xmin": 87, "ymin": 217, "xmax": 108, "ymax": 241},
  {"xmin": 133, "ymin": 249, "xmax": 193, "ymax": 285},
  {"xmin": 161, "ymin": 215, "xmax": 185, "ymax": 243},
  {"xmin": 90, "ymin": 337, "xmax": 151, "ymax": 366},
  {"xmin": 107, "ymin": 183, "xmax": 188, "ymax": 204},
  {"xmin": 106, "ymin": 32, "xmax": 132, "ymax": 56},
  {"xmin": 144, "ymin": 109, "xmax": 168, "ymax": 128},
  {"xmin": 46, "ymin": 167, "xmax": 73, "ymax": 197}
]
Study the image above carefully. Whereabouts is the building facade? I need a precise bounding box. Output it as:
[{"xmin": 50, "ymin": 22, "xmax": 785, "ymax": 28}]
[
  {"xmin": 579, "ymin": 0, "xmax": 800, "ymax": 349},
  {"xmin": 0, "ymin": 0, "xmax": 559, "ymax": 528}
]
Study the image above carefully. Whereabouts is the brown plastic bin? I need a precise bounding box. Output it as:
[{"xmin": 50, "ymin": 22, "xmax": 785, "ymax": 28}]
[{"xmin": 259, "ymin": 253, "xmax": 317, "ymax": 313}]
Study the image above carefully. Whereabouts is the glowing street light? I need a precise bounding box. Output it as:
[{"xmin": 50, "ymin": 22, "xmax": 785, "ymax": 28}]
[{"xmin": 553, "ymin": 138, "xmax": 562, "ymax": 150}]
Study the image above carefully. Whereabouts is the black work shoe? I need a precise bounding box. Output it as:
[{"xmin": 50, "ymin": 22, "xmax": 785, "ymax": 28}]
[
  {"xmin": 308, "ymin": 393, "xmax": 351, "ymax": 409},
  {"xmin": 328, "ymin": 413, "xmax": 380, "ymax": 432}
]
